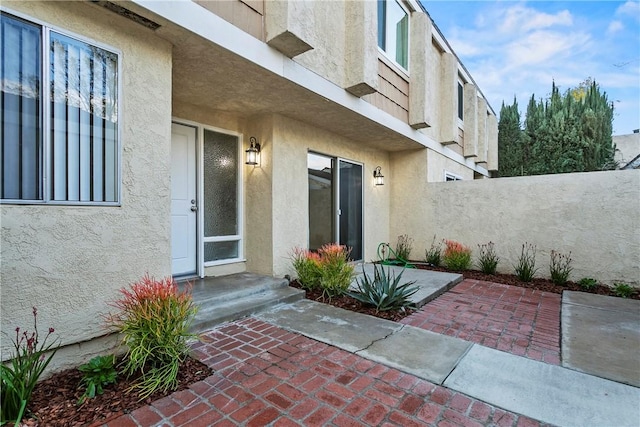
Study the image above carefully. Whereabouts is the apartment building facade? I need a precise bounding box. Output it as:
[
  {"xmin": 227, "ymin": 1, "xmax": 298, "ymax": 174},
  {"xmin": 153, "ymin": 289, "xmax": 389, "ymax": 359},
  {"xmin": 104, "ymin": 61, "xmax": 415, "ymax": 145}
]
[{"xmin": 0, "ymin": 0, "xmax": 497, "ymax": 365}]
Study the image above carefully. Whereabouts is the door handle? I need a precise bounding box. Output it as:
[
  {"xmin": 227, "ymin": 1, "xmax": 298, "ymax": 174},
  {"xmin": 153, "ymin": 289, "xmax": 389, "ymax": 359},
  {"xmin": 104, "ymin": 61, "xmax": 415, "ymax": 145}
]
[{"xmin": 190, "ymin": 199, "xmax": 197, "ymax": 212}]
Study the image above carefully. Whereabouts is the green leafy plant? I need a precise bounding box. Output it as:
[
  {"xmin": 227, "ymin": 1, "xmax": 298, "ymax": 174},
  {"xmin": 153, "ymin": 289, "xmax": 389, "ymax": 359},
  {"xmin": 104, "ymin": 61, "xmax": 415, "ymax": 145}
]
[
  {"xmin": 290, "ymin": 244, "xmax": 355, "ymax": 300},
  {"xmin": 614, "ymin": 283, "xmax": 635, "ymax": 298},
  {"xmin": 291, "ymin": 248, "xmax": 321, "ymax": 290},
  {"xmin": 549, "ymin": 250, "xmax": 573, "ymax": 286},
  {"xmin": 578, "ymin": 278, "xmax": 598, "ymax": 291},
  {"xmin": 348, "ymin": 264, "xmax": 418, "ymax": 312},
  {"xmin": 105, "ymin": 274, "xmax": 198, "ymax": 400},
  {"xmin": 394, "ymin": 234, "xmax": 414, "ymax": 261},
  {"xmin": 442, "ymin": 240, "xmax": 472, "ymax": 271},
  {"xmin": 77, "ymin": 355, "xmax": 117, "ymax": 405},
  {"xmin": 1, "ymin": 307, "xmax": 58, "ymax": 425},
  {"xmin": 477, "ymin": 242, "xmax": 499, "ymax": 274},
  {"xmin": 316, "ymin": 243, "xmax": 355, "ymax": 300},
  {"xmin": 514, "ymin": 243, "xmax": 538, "ymax": 282},
  {"xmin": 425, "ymin": 236, "xmax": 443, "ymax": 267}
]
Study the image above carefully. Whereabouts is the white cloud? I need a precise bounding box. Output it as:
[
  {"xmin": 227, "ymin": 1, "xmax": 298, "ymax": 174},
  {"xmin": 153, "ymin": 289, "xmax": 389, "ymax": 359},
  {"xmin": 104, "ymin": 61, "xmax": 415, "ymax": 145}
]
[
  {"xmin": 505, "ymin": 30, "xmax": 591, "ymax": 67},
  {"xmin": 499, "ymin": 5, "xmax": 573, "ymax": 34},
  {"xmin": 607, "ymin": 21, "xmax": 625, "ymax": 35},
  {"xmin": 616, "ymin": 1, "xmax": 640, "ymax": 20}
]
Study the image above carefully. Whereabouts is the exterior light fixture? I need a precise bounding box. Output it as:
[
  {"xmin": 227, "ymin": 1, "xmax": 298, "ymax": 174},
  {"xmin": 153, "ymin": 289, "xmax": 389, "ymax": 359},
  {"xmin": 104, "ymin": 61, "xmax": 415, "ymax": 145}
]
[
  {"xmin": 373, "ymin": 166, "xmax": 384, "ymax": 186},
  {"xmin": 245, "ymin": 136, "xmax": 261, "ymax": 165}
]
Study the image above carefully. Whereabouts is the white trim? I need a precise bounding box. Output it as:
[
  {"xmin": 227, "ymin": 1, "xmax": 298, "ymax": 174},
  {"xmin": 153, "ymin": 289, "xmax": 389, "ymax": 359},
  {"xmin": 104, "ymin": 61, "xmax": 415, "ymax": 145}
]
[
  {"xmin": 444, "ymin": 171, "xmax": 463, "ymax": 181},
  {"xmin": 377, "ymin": 48, "xmax": 409, "ymax": 80}
]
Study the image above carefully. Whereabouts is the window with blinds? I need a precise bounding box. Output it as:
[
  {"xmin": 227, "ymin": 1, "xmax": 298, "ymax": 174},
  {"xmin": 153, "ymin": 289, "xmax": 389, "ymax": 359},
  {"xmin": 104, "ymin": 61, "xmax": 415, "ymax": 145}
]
[{"xmin": 1, "ymin": 12, "xmax": 120, "ymax": 204}]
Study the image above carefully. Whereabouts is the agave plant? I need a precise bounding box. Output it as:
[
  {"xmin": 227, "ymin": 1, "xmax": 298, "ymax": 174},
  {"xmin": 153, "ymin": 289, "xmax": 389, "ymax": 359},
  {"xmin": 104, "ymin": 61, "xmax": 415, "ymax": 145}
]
[{"xmin": 348, "ymin": 264, "xmax": 418, "ymax": 312}]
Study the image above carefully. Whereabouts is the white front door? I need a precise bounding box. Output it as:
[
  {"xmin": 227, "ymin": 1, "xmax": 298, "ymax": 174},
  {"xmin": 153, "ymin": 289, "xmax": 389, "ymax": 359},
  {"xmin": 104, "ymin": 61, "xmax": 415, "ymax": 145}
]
[{"xmin": 171, "ymin": 123, "xmax": 197, "ymax": 276}]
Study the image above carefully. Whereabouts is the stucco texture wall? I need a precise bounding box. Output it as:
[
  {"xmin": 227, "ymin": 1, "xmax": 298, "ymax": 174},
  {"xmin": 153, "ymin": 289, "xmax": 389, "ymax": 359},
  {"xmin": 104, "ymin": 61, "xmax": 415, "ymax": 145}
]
[
  {"xmin": 417, "ymin": 170, "xmax": 640, "ymax": 286},
  {"xmin": 270, "ymin": 115, "xmax": 390, "ymax": 276},
  {"xmin": 0, "ymin": 2, "xmax": 173, "ymax": 366}
]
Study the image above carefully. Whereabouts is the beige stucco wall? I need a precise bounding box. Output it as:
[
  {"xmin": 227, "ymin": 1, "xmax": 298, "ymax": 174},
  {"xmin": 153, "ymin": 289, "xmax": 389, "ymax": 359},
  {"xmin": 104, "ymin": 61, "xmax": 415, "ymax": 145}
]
[
  {"xmin": 0, "ymin": 2, "xmax": 173, "ymax": 368},
  {"xmin": 414, "ymin": 170, "xmax": 640, "ymax": 286},
  {"xmin": 613, "ymin": 133, "xmax": 640, "ymax": 167},
  {"xmin": 270, "ymin": 114, "xmax": 391, "ymax": 276},
  {"xmin": 388, "ymin": 148, "xmax": 473, "ymax": 257}
]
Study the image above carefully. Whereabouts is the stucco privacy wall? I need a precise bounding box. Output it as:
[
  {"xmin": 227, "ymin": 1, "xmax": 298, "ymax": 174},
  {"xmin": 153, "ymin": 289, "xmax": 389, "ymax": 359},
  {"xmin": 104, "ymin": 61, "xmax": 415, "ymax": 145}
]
[
  {"xmin": 0, "ymin": 2, "xmax": 173, "ymax": 367},
  {"xmin": 412, "ymin": 170, "xmax": 640, "ymax": 286},
  {"xmin": 270, "ymin": 115, "xmax": 391, "ymax": 276}
]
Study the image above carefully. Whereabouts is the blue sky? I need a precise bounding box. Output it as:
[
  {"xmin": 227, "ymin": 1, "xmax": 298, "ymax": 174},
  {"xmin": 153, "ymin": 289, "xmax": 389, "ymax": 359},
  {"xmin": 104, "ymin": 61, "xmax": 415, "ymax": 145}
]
[{"xmin": 421, "ymin": 1, "xmax": 640, "ymax": 135}]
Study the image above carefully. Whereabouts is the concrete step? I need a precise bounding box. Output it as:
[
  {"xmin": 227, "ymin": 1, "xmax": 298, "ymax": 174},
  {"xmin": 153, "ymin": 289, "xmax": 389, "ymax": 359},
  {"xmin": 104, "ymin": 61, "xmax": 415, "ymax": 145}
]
[
  {"xmin": 190, "ymin": 286, "xmax": 305, "ymax": 333},
  {"xmin": 181, "ymin": 272, "xmax": 292, "ymax": 306}
]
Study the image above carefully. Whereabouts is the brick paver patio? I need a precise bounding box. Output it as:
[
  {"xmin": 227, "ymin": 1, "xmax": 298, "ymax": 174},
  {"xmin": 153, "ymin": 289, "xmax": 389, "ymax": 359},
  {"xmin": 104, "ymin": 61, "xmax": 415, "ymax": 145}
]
[
  {"xmin": 401, "ymin": 279, "xmax": 562, "ymax": 365},
  {"xmin": 106, "ymin": 316, "xmax": 552, "ymax": 427}
]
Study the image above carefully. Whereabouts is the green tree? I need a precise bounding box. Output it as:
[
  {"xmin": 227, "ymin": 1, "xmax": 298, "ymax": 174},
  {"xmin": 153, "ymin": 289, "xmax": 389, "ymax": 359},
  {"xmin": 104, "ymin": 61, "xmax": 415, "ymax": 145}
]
[
  {"xmin": 497, "ymin": 98, "xmax": 525, "ymax": 176},
  {"xmin": 497, "ymin": 79, "xmax": 616, "ymax": 176}
]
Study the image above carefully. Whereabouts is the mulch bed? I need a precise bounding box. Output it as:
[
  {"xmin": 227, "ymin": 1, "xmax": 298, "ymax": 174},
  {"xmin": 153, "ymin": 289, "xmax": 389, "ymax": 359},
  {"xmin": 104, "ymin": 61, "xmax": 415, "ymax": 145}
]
[
  {"xmin": 22, "ymin": 356, "xmax": 212, "ymax": 427},
  {"xmin": 412, "ymin": 263, "xmax": 639, "ymax": 300}
]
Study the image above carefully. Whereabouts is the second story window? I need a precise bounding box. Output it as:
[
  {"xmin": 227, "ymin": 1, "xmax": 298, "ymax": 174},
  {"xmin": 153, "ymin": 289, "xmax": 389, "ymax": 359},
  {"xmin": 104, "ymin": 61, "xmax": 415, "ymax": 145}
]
[
  {"xmin": 458, "ymin": 81, "xmax": 464, "ymax": 121},
  {"xmin": 377, "ymin": 0, "xmax": 409, "ymax": 70}
]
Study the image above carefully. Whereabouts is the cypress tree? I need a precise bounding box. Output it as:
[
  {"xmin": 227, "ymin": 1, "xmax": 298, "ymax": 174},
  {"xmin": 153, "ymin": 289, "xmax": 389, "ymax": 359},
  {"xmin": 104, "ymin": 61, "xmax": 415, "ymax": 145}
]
[{"xmin": 497, "ymin": 79, "xmax": 615, "ymax": 176}]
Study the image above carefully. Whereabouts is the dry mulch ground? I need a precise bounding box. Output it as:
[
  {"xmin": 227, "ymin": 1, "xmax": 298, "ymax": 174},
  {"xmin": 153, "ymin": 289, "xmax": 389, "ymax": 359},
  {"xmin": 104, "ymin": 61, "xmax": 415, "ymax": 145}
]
[
  {"xmin": 20, "ymin": 264, "xmax": 636, "ymax": 426},
  {"xmin": 22, "ymin": 356, "xmax": 211, "ymax": 427}
]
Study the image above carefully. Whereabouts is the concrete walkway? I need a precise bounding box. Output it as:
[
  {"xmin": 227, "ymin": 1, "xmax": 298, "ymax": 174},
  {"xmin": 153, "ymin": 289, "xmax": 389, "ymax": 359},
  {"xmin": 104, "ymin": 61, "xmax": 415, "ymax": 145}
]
[
  {"xmin": 562, "ymin": 291, "xmax": 640, "ymax": 387},
  {"xmin": 255, "ymin": 298, "xmax": 640, "ymax": 427}
]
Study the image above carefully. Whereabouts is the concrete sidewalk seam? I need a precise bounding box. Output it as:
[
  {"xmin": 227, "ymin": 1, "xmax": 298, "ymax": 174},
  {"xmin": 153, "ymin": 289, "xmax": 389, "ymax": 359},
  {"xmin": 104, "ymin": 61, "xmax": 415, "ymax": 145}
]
[{"xmin": 354, "ymin": 323, "xmax": 407, "ymax": 354}]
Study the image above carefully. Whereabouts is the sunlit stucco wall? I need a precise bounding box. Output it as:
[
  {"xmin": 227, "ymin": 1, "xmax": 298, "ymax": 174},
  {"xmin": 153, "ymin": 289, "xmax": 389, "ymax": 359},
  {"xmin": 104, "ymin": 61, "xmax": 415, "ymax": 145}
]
[
  {"xmin": 421, "ymin": 170, "xmax": 640, "ymax": 286},
  {"xmin": 0, "ymin": 1, "xmax": 172, "ymax": 369}
]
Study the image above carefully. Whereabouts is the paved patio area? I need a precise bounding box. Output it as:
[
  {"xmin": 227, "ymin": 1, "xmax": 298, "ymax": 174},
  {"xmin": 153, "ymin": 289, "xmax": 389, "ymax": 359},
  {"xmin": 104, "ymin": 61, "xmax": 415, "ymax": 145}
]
[
  {"xmin": 401, "ymin": 280, "xmax": 561, "ymax": 365},
  {"xmin": 106, "ymin": 318, "xmax": 550, "ymax": 427},
  {"xmin": 103, "ymin": 273, "xmax": 639, "ymax": 427}
]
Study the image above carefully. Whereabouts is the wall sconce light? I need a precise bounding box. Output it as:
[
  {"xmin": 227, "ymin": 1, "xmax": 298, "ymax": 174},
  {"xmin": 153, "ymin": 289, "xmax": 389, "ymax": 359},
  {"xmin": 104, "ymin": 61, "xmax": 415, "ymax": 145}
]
[
  {"xmin": 373, "ymin": 166, "xmax": 384, "ymax": 186},
  {"xmin": 245, "ymin": 136, "xmax": 261, "ymax": 165}
]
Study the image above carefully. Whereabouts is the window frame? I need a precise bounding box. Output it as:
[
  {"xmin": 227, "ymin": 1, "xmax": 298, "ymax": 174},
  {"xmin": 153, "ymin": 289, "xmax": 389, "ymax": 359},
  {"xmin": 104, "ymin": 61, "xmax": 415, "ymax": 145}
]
[
  {"xmin": 457, "ymin": 79, "xmax": 464, "ymax": 123},
  {"xmin": 444, "ymin": 171, "xmax": 463, "ymax": 182},
  {"xmin": 0, "ymin": 8, "xmax": 122, "ymax": 206},
  {"xmin": 377, "ymin": 0, "xmax": 410, "ymax": 73}
]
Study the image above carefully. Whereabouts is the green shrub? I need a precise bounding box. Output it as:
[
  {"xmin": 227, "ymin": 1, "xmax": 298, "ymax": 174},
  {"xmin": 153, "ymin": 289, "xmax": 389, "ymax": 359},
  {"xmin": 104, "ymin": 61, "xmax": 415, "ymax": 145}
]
[
  {"xmin": 442, "ymin": 240, "xmax": 472, "ymax": 271},
  {"xmin": 105, "ymin": 275, "xmax": 198, "ymax": 399},
  {"xmin": 514, "ymin": 243, "xmax": 538, "ymax": 282},
  {"xmin": 549, "ymin": 250, "xmax": 573, "ymax": 286},
  {"xmin": 291, "ymin": 244, "xmax": 355, "ymax": 300},
  {"xmin": 394, "ymin": 234, "xmax": 414, "ymax": 261},
  {"xmin": 577, "ymin": 278, "xmax": 598, "ymax": 290},
  {"xmin": 348, "ymin": 264, "xmax": 418, "ymax": 312},
  {"xmin": 425, "ymin": 236, "xmax": 443, "ymax": 267},
  {"xmin": 1, "ymin": 307, "xmax": 58, "ymax": 425},
  {"xmin": 78, "ymin": 354, "xmax": 118, "ymax": 405},
  {"xmin": 317, "ymin": 244, "xmax": 355, "ymax": 300},
  {"xmin": 477, "ymin": 242, "xmax": 499, "ymax": 274},
  {"xmin": 291, "ymin": 248, "xmax": 321, "ymax": 289},
  {"xmin": 614, "ymin": 283, "xmax": 635, "ymax": 298}
]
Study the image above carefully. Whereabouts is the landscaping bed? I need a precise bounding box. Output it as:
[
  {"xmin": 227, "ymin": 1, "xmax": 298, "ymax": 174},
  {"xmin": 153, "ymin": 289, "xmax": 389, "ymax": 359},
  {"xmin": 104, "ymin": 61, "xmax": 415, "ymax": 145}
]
[{"xmin": 22, "ymin": 356, "xmax": 211, "ymax": 427}]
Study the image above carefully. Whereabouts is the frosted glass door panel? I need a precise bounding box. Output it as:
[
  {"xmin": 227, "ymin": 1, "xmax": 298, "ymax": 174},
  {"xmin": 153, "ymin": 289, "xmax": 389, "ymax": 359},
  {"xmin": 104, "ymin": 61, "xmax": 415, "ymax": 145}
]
[{"xmin": 203, "ymin": 129, "xmax": 240, "ymax": 263}]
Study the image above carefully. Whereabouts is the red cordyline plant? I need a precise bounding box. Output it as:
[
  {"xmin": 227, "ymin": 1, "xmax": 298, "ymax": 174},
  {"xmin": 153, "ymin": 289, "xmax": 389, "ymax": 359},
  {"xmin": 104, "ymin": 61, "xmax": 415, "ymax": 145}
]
[
  {"xmin": 1, "ymin": 307, "xmax": 58, "ymax": 425},
  {"xmin": 105, "ymin": 274, "xmax": 197, "ymax": 399},
  {"xmin": 442, "ymin": 239, "xmax": 472, "ymax": 270}
]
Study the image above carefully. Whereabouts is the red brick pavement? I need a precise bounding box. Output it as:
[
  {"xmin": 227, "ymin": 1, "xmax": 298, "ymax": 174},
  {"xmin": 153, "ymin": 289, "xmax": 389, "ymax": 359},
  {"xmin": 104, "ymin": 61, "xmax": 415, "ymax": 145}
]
[
  {"xmin": 106, "ymin": 317, "xmax": 553, "ymax": 426},
  {"xmin": 401, "ymin": 279, "xmax": 561, "ymax": 365}
]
